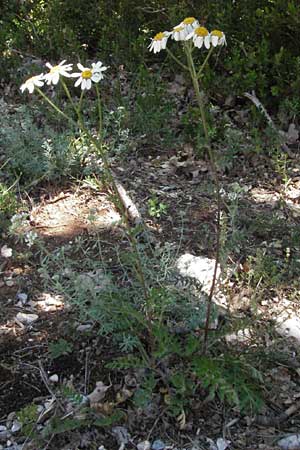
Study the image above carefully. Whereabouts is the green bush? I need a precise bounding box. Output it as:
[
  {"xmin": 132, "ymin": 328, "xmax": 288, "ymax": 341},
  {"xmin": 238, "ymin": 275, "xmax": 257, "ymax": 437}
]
[
  {"xmin": 2, "ymin": 0, "xmax": 300, "ymax": 116},
  {"xmin": 0, "ymin": 100, "xmax": 84, "ymax": 185}
]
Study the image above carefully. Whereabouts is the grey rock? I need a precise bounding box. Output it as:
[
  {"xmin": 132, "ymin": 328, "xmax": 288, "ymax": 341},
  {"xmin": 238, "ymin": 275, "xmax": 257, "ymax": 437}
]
[
  {"xmin": 276, "ymin": 314, "xmax": 300, "ymax": 342},
  {"xmin": 176, "ymin": 254, "xmax": 220, "ymax": 295},
  {"xmin": 11, "ymin": 421, "xmax": 21, "ymax": 433},
  {"xmin": 278, "ymin": 434, "xmax": 300, "ymax": 450},
  {"xmin": 49, "ymin": 374, "xmax": 58, "ymax": 383},
  {"xmin": 16, "ymin": 293, "xmax": 28, "ymax": 305},
  {"xmin": 0, "ymin": 430, "xmax": 11, "ymax": 443},
  {"xmin": 137, "ymin": 441, "xmax": 151, "ymax": 450},
  {"xmin": 152, "ymin": 440, "xmax": 165, "ymax": 450},
  {"xmin": 15, "ymin": 313, "xmax": 38, "ymax": 325},
  {"xmin": 76, "ymin": 324, "xmax": 93, "ymax": 332},
  {"xmin": 112, "ymin": 426, "xmax": 130, "ymax": 445}
]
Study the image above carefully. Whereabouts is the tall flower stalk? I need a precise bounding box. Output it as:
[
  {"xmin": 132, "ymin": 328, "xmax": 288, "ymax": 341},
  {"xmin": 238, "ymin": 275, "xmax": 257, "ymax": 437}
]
[
  {"xmin": 20, "ymin": 59, "xmax": 151, "ymax": 327},
  {"xmin": 149, "ymin": 20, "xmax": 226, "ymax": 353}
]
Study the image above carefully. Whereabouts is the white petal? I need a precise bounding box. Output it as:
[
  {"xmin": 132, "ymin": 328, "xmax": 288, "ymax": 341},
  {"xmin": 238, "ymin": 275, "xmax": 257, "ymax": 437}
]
[
  {"xmin": 29, "ymin": 84, "xmax": 34, "ymax": 93},
  {"xmin": 53, "ymin": 72, "xmax": 59, "ymax": 84},
  {"xmin": 74, "ymin": 77, "xmax": 82, "ymax": 87},
  {"xmin": 86, "ymin": 79, "xmax": 92, "ymax": 89},
  {"xmin": 46, "ymin": 62, "xmax": 52, "ymax": 69},
  {"xmin": 59, "ymin": 59, "xmax": 66, "ymax": 66},
  {"xmin": 195, "ymin": 37, "xmax": 203, "ymax": 48},
  {"xmin": 211, "ymin": 35, "xmax": 218, "ymax": 47},
  {"xmin": 77, "ymin": 63, "xmax": 85, "ymax": 71},
  {"xmin": 70, "ymin": 72, "xmax": 81, "ymax": 78},
  {"xmin": 205, "ymin": 35, "xmax": 211, "ymax": 49},
  {"xmin": 185, "ymin": 31, "xmax": 194, "ymax": 40},
  {"xmin": 92, "ymin": 73, "xmax": 101, "ymax": 82}
]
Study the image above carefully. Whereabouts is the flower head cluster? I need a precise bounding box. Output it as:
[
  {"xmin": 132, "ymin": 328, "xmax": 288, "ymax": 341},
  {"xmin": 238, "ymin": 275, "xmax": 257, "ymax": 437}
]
[
  {"xmin": 20, "ymin": 60, "xmax": 108, "ymax": 94},
  {"xmin": 149, "ymin": 17, "xmax": 226, "ymax": 53}
]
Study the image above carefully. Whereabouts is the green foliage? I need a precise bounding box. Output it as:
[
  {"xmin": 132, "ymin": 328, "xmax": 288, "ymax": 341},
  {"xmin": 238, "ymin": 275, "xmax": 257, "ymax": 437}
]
[
  {"xmin": 17, "ymin": 403, "xmax": 39, "ymax": 438},
  {"xmin": 0, "ymin": 101, "xmax": 84, "ymax": 186},
  {"xmin": 0, "ymin": 181, "xmax": 18, "ymax": 227},
  {"xmin": 49, "ymin": 338, "xmax": 73, "ymax": 359},
  {"xmin": 192, "ymin": 355, "xmax": 263, "ymax": 413},
  {"xmin": 94, "ymin": 410, "xmax": 126, "ymax": 427},
  {"xmin": 127, "ymin": 66, "xmax": 176, "ymax": 146},
  {"xmin": 42, "ymin": 417, "xmax": 88, "ymax": 437},
  {"xmin": 148, "ymin": 196, "xmax": 168, "ymax": 218}
]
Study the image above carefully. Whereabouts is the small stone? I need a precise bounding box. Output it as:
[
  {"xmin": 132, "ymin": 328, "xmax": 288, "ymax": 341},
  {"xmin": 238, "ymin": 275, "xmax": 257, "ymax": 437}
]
[
  {"xmin": 11, "ymin": 421, "xmax": 21, "ymax": 433},
  {"xmin": 6, "ymin": 413, "xmax": 15, "ymax": 423},
  {"xmin": 278, "ymin": 433, "xmax": 300, "ymax": 450},
  {"xmin": 16, "ymin": 293, "xmax": 28, "ymax": 304},
  {"xmin": 76, "ymin": 324, "xmax": 93, "ymax": 332},
  {"xmin": 49, "ymin": 374, "xmax": 59, "ymax": 383},
  {"xmin": 0, "ymin": 430, "xmax": 10, "ymax": 443},
  {"xmin": 16, "ymin": 313, "xmax": 38, "ymax": 325},
  {"xmin": 176, "ymin": 253, "xmax": 220, "ymax": 295},
  {"xmin": 152, "ymin": 440, "xmax": 165, "ymax": 450},
  {"xmin": 138, "ymin": 441, "xmax": 151, "ymax": 450},
  {"xmin": 1, "ymin": 245, "xmax": 12, "ymax": 258},
  {"xmin": 5, "ymin": 280, "xmax": 14, "ymax": 287}
]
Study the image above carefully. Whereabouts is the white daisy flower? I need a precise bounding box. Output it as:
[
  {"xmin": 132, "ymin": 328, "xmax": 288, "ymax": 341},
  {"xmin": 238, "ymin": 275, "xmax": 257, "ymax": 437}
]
[
  {"xmin": 148, "ymin": 31, "xmax": 170, "ymax": 53},
  {"xmin": 20, "ymin": 74, "xmax": 44, "ymax": 94},
  {"xmin": 43, "ymin": 60, "xmax": 73, "ymax": 85},
  {"xmin": 210, "ymin": 30, "xmax": 227, "ymax": 47},
  {"xmin": 72, "ymin": 61, "xmax": 108, "ymax": 90},
  {"xmin": 91, "ymin": 61, "xmax": 108, "ymax": 80},
  {"xmin": 186, "ymin": 26, "xmax": 211, "ymax": 49},
  {"xmin": 171, "ymin": 25, "xmax": 188, "ymax": 41},
  {"xmin": 178, "ymin": 17, "xmax": 199, "ymax": 34}
]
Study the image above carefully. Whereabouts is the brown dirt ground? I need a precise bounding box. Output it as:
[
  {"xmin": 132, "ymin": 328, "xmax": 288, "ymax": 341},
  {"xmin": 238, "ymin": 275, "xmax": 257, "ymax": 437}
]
[{"xmin": 1, "ymin": 149, "xmax": 300, "ymax": 449}]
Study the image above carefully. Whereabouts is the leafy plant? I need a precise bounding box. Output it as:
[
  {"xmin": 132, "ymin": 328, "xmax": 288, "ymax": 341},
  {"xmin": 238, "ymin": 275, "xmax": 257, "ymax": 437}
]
[
  {"xmin": 49, "ymin": 338, "xmax": 73, "ymax": 359},
  {"xmin": 148, "ymin": 196, "xmax": 168, "ymax": 218},
  {"xmin": 17, "ymin": 403, "xmax": 39, "ymax": 438}
]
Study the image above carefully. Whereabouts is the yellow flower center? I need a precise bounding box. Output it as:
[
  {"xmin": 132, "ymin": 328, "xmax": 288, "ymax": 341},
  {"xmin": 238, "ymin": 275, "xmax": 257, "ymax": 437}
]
[
  {"xmin": 82, "ymin": 69, "xmax": 92, "ymax": 79},
  {"xmin": 183, "ymin": 17, "xmax": 196, "ymax": 25},
  {"xmin": 50, "ymin": 65, "xmax": 60, "ymax": 74},
  {"xmin": 195, "ymin": 27, "xmax": 209, "ymax": 37},
  {"xmin": 211, "ymin": 30, "xmax": 223, "ymax": 38},
  {"xmin": 154, "ymin": 32, "xmax": 165, "ymax": 41},
  {"xmin": 173, "ymin": 26, "xmax": 184, "ymax": 32}
]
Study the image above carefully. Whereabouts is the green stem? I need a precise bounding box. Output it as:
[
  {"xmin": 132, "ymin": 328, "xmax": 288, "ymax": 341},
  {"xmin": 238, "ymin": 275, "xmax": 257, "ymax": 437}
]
[
  {"xmin": 36, "ymin": 87, "xmax": 76, "ymax": 125},
  {"xmin": 197, "ymin": 47, "xmax": 214, "ymax": 79},
  {"xmin": 60, "ymin": 79, "xmax": 77, "ymax": 114},
  {"xmin": 166, "ymin": 48, "xmax": 189, "ymax": 71},
  {"xmin": 184, "ymin": 46, "xmax": 222, "ymax": 355},
  {"xmin": 95, "ymin": 84, "xmax": 103, "ymax": 144}
]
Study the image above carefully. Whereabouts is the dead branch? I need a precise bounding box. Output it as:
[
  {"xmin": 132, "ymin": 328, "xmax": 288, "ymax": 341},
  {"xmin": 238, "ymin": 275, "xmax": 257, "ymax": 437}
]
[
  {"xmin": 111, "ymin": 172, "xmax": 143, "ymax": 226},
  {"xmin": 244, "ymin": 90, "xmax": 291, "ymax": 153},
  {"xmin": 255, "ymin": 400, "xmax": 300, "ymax": 426}
]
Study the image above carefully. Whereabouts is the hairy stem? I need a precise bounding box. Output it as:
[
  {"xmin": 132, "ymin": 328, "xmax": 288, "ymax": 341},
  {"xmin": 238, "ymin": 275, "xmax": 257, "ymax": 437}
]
[{"xmin": 185, "ymin": 47, "xmax": 222, "ymax": 354}]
